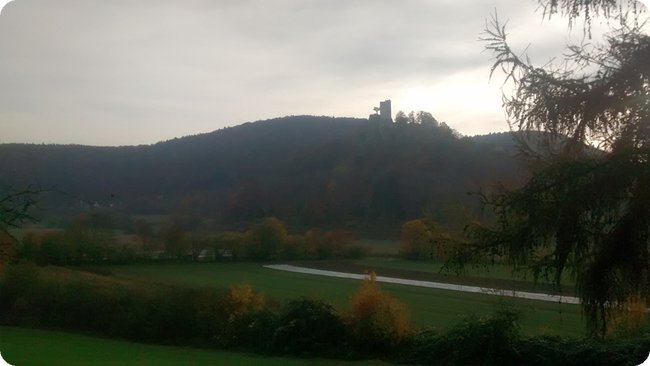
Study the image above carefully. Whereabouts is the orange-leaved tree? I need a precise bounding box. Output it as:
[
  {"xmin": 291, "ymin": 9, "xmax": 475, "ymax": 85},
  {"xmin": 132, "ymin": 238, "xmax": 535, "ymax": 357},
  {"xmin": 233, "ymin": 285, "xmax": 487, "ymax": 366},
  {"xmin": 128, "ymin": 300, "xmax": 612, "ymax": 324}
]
[
  {"xmin": 223, "ymin": 283, "xmax": 266, "ymax": 323},
  {"xmin": 345, "ymin": 272, "xmax": 411, "ymax": 352},
  {"xmin": 399, "ymin": 219, "xmax": 430, "ymax": 260}
]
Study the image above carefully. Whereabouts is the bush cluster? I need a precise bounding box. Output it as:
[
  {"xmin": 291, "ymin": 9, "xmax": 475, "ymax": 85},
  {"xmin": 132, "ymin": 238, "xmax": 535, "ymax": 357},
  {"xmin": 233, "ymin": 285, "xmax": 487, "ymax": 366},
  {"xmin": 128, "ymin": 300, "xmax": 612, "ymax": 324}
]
[
  {"xmin": 402, "ymin": 309, "xmax": 520, "ymax": 365},
  {"xmin": 398, "ymin": 218, "xmax": 460, "ymax": 261},
  {"xmin": 345, "ymin": 272, "xmax": 411, "ymax": 354},
  {"xmin": 215, "ymin": 220, "xmax": 370, "ymax": 261},
  {"xmin": 400, "ymin": 309, "xmax": 650, "ymax": 366}
]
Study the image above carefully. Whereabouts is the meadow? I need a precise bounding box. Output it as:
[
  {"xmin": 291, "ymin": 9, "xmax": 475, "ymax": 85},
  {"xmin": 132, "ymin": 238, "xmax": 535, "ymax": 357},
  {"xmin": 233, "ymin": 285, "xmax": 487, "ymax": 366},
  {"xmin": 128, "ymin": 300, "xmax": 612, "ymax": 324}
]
[
  {"xmin": 0, "ymin": 326, "xmax": 387, "ymax": 366},
  {"xmin": 350, "ymin": 257, "xmax": 576, "ymax": 285},
  {"xmin": 102, "ymin": 261, "xmax": 585, "ymax": 337},
  {"xmin": 295, "ymin": 257, "xmax": 577, "ymax": 294}
]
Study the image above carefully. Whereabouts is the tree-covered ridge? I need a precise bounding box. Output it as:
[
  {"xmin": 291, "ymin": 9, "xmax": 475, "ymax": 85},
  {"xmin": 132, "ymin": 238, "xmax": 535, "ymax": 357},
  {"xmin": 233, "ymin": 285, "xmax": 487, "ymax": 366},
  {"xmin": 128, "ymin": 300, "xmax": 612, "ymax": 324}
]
[{"xmin": 0, "ymin": 115, "xmax": 521, "ymax": 233}]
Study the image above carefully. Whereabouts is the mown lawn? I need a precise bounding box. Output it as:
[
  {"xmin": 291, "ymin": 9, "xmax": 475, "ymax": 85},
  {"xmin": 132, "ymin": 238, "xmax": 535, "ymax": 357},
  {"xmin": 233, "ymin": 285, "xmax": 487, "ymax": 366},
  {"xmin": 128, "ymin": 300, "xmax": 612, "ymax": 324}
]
[
  {"xmin": 102, "ymin": 262, "xmax": 585, "ymax": 337},
  {"xmin": 0, "ymin": 326, "xmax": 386, "ymax": 366}
]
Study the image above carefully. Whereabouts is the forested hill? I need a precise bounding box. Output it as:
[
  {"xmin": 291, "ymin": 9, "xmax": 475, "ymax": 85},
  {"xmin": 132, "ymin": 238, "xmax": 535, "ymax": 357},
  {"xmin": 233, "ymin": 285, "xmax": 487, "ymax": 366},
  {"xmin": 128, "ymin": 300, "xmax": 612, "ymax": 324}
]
[{"xmin": 0, "ymin": 116, "xmax": 523, "ymax": 231}]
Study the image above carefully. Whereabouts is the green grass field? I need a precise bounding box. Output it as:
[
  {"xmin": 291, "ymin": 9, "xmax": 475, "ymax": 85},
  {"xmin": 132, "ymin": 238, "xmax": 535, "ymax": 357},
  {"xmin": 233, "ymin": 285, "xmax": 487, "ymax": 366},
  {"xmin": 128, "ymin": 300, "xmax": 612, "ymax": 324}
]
[
  {"xmin": 351, "ymin": 239, "xmax": 401, "ymax": 255},
  {"xmin": 0, "ymin": 326, "xmax": 387, "ymax": 366},
  {"xmin": 102, "ymin": 262, "xmax": 585, "ymax": 337},
  {"xmin": 350, "ymin": 257, "xmax": 576, "ymax": 285}
]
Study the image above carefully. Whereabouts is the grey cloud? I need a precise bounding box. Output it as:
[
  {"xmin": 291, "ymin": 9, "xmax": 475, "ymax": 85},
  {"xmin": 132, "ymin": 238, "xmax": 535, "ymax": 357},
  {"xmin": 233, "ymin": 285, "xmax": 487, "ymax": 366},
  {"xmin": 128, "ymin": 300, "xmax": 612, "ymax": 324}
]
[{"xmin": 0, "ymin": 0, "xmax": 626, "ymax": 145}]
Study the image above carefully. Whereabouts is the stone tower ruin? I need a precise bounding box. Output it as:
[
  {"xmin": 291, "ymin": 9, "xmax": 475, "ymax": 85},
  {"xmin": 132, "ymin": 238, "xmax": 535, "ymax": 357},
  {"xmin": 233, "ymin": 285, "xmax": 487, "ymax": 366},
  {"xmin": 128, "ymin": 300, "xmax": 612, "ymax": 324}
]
[{"xmin": 369, "ymin": 99, "xmax": 393, "ymax": 123}]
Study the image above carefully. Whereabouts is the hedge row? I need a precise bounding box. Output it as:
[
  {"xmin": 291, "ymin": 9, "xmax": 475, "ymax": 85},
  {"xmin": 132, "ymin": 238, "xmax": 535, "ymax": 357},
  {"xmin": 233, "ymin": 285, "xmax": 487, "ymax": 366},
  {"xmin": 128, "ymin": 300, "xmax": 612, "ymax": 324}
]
[
  {"xmin": 401, "ymin": 310, "xmax": 650, "ymax": 366},
  {"xmin": 0, "ymin": 264, "xmax": 402, "ymax": 358},
  {"xmin": 1, "ymin": 263, "xmax": 648, "ymax": 365}
]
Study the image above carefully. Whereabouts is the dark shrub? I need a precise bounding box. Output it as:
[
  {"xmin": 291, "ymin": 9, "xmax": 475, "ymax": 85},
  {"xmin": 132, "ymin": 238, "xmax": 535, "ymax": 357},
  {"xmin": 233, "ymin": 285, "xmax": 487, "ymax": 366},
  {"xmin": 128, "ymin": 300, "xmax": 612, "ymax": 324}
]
[
  {"xmin": 0, "ymin": 262, "xmax": 39, "ymax": 294},
  {"xmin": 515, "ymin": 335, "xmax": 650, "ymax": 366},
  {"xmin": 192, "ymin": 287, "xmax": 229, "ymax": 344},
  {"xmin": 402, "ymin": 310, "xmax": 650, "ymax": 366},
  {"xmin": 54, "ymin": 281, "xmax": 106, "ymax": 330},
  {"xmin": 0, "ymin": 263, "xmax": 42, "ymax": 324},
  {"xmin": 142, "ymin": 287, "xmax": 198, "ymax": 342},
  {"xmin": 403, "ymin": 309, "xmax": 521, "ymax": 366},
  {"xmin": 272, "ymin": 298, "xmax": 345, "ymax": 356},
  {"xmin": 106, "ymin": 288, "xmax": 150, "ymax": 339},
  {"xmin": 231, "ymin": 308, "xmax": 278, "ymax": 353}
]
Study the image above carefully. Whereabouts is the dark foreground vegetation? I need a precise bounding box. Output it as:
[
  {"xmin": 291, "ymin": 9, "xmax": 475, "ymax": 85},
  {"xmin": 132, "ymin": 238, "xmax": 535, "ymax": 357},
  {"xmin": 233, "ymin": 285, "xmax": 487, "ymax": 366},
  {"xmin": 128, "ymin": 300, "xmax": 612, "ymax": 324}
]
[{"xmin": 1, "ymin": 263, "xmax": 648, "ymax": 365}]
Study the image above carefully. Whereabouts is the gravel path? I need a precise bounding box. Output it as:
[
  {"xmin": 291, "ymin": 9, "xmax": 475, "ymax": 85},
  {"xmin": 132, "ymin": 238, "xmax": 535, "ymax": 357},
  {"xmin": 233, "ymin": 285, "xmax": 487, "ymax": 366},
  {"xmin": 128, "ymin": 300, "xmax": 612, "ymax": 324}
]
[{"xmin": 264, "ymin": 264, "xmax": 580, "ymax": 305}]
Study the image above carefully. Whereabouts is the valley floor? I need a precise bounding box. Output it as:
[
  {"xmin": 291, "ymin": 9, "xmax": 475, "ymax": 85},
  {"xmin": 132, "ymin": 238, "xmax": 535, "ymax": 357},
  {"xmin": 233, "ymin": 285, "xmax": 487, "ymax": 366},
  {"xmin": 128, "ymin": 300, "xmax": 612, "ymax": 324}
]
[{"xmin": 101, "ymin": 260, "xmax": 585, "ymax": 337}]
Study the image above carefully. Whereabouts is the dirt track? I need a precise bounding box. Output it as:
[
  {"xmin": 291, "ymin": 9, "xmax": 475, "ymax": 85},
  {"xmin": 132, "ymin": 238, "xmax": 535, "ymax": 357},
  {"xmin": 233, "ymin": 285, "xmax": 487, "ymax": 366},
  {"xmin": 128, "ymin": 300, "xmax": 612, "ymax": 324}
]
[{"xmin": 264, "ymin": 264, "xmax": 580, "ymax": 304}]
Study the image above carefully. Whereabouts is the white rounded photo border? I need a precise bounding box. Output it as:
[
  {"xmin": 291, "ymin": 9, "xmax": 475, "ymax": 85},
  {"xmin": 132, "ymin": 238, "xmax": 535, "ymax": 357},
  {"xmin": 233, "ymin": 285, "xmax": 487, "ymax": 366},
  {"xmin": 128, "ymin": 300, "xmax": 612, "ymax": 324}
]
[{"xmin": 0, "ymin": 0, "xmax": 647, "ymax": 365}]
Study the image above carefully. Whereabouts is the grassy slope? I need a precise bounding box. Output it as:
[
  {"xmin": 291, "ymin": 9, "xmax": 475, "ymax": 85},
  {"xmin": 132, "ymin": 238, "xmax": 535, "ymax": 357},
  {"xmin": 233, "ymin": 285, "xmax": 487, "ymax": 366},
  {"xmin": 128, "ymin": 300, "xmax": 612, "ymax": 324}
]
[
  {"xmin": 0, "ymin": 326, "xmax": 386, "ymax": 366},
  {"xmin": 103, "ymin": 262, "xmax": 585, "ymax": 337}
]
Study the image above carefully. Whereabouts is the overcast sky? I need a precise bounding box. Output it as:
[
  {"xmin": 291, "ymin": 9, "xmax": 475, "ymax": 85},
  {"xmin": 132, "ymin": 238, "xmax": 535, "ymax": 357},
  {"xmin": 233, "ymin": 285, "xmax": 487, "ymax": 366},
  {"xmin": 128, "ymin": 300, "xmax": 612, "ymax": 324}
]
[{"xmin": 0, "ymin": 0, "xmax": 646, "ymax": 146}]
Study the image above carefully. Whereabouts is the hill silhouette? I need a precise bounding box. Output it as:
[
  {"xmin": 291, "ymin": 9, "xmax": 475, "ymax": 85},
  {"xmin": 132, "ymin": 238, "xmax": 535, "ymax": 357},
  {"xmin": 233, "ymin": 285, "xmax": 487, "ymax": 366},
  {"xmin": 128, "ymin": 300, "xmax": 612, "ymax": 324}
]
[{"xmin": 0, "ymin": 116, "xmax": 523, "ymax": 233}]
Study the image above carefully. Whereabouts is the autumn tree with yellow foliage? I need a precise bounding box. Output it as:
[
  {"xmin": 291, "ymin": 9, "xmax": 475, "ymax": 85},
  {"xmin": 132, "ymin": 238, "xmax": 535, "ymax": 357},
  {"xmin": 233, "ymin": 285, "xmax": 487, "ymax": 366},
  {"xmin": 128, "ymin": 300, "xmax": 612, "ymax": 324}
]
[
  {"xmin": 345, "ymin": 272, "xmax": 411, "ymax": 353},
  {"xmin": 223, "ymin": 283, "xmax": 266, "ymax": 323},
  {"xmin": 399, "ymin": 219, "xmax": 430, "ymax": 260}
]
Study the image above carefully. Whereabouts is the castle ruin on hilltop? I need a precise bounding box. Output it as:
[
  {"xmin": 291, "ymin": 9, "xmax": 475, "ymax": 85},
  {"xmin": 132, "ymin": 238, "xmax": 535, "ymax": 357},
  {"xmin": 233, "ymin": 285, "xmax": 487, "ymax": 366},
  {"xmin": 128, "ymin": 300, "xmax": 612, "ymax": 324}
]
[{"xmin": 369, "ymin": 99, "xmax": 393, "ymax": 123}]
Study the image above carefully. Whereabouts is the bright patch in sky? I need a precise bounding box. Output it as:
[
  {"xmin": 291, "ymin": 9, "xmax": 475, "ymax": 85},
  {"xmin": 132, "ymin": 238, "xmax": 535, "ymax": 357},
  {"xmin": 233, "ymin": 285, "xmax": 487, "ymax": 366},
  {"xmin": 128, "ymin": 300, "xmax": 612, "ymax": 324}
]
[
  {"xmin": 393, "ymin": 67, "xmax": 504, "ymax": 134},
  {"xmin": 396, "ymin": 86, "xmax": 436, "ymax": 113}
]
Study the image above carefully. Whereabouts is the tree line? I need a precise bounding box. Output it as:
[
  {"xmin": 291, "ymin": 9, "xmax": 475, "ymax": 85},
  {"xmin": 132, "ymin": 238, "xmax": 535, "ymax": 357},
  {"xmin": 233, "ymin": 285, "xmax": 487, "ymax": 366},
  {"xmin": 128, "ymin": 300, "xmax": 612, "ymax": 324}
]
[{"xmin": 16, "ymin": 213, "xmax": 370, "ymax": 265}]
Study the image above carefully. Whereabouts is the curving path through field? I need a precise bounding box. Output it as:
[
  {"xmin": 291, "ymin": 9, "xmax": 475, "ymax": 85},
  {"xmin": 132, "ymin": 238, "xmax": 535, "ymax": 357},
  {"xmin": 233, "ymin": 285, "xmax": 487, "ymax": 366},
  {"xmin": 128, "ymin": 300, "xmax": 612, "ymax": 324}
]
[{"xmin": 263, "ymin": 264, "xmax": 580, "ymax": 305}]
